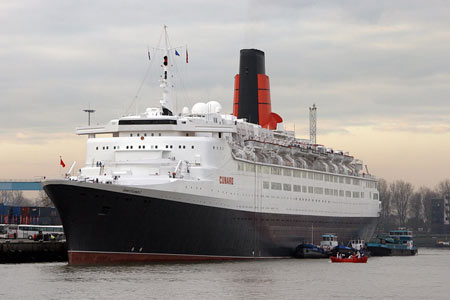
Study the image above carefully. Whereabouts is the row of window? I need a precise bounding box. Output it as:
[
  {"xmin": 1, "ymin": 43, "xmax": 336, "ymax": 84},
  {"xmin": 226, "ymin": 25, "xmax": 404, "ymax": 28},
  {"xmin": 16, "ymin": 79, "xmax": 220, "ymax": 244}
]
[
  {"xmin": 262, "ymin": 181, "xmax": 378, "ymax": 200},
  {"xmin": 129, "ymin": 133, "xmax": 161, "ymax": 137},
  {"xmin": 237, "ymin": 162, "xmax": 377, "ymax": 188},
  {"xmin": 128, "ymin": 132, "xmax": 192, "ymax": 137},
  {"xmin": 96, "ymin": 145, "xmax": 196, "ymax": 150}
]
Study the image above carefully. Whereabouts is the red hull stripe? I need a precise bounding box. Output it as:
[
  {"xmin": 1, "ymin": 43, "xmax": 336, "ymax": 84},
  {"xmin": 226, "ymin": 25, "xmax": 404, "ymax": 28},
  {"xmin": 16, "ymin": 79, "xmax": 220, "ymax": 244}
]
[{"xmin": 68, "ymin": 251, "xmax": 285, "ymax": 265}]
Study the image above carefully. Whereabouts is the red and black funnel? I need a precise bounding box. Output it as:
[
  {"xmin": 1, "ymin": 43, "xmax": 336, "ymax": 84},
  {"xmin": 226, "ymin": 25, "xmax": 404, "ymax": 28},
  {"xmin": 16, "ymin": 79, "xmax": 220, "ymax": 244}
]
[{"xmin": 233, "ymin": 49, "xmax": 282, "ymax": 130}]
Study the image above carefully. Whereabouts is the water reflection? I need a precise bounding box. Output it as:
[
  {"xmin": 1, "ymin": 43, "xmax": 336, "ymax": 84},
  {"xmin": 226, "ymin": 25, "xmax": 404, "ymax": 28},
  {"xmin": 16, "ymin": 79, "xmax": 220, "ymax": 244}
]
[{"xmin": 0, "ymin": 249, "xmax": 449, "ymax": 300}]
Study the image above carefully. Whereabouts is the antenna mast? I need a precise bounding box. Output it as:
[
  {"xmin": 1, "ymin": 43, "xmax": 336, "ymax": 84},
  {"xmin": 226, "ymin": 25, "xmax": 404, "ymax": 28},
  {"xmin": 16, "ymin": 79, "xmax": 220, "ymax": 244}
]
[
  {"xmin": 159, "ymin": 25, "xmax": 174, "ymax": 116},
  {"xmin": 83, "ymin": 106, "xmax": 95, "ymax": 126},
  {"xmin": 309, "ymin": 104, "xmax": 317, "ymax": 144}
]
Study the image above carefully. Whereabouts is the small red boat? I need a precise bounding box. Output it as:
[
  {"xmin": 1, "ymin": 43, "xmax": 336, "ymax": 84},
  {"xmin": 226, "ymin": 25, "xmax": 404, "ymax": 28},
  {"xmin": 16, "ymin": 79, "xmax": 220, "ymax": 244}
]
[{"xmin": 330, "ymin": 256, "xmax": 368, "ymax": 263}]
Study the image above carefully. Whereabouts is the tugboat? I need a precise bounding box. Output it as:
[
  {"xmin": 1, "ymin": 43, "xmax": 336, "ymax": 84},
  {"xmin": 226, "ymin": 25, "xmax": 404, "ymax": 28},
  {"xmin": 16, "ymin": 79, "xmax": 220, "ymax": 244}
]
[
  {"xmin": 366, "ymin": 229, "xmax": 418, "ymax": 256},
  {"xmin": 293, "ymin": 243, "xmax": 328, "ymax": 258}
]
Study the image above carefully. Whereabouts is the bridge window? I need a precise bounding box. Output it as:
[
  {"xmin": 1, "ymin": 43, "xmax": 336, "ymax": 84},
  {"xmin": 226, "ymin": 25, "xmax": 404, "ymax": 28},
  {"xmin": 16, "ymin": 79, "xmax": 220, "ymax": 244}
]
[
  {"xmin": 96, "ymin": 147, "xmax": 98, "ymax": 150},
  {"xmin": 271, "ymin": 167, "xmax": 282, "ymax": 175},
  {"xmin": 271, "ymin": 182, "xmax": 282, "ymax": 190},
  {"xmin": 314, "ymin": 187, "xmax": 323, "ymax": 194},
  {"xmin": 283, "ymin": 184, "xmax": 291, "ymax": 191}
]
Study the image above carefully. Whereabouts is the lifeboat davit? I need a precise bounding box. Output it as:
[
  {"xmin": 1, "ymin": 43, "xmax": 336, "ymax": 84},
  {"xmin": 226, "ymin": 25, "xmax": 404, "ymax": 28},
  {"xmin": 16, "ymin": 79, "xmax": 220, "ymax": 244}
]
[{"xmin": 330, "ymin": 256, "xmax": 368, "ymax": 263}]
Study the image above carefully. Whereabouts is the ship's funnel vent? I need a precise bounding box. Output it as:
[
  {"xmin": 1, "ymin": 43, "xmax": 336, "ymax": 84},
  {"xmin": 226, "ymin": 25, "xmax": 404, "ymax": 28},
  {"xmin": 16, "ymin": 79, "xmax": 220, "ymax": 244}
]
[{"xmin": 233, "ymin": 49, "xmax": 282, "ymax": 130}]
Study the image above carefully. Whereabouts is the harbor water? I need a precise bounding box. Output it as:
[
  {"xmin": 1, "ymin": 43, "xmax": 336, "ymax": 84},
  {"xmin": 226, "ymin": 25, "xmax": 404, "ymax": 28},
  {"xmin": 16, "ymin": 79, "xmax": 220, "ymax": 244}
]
[{"xmin": 0, "ymin": 248, "xmax": 448, "ymax": 300}]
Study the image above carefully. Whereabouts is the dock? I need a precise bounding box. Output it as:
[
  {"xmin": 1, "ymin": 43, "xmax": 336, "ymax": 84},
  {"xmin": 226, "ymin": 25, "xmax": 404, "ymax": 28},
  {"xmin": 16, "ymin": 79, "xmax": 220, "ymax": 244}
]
[{"xmin": 0, "ymin": 239, "xmax": 67, "ymax": 263}]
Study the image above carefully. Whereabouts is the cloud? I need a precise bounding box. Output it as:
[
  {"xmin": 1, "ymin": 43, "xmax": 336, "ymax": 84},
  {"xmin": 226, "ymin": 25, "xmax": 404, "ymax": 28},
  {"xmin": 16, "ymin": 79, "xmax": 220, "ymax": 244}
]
[{"xmin": 1, "ymin": 0, "xmax": 450, "ymax": 186}]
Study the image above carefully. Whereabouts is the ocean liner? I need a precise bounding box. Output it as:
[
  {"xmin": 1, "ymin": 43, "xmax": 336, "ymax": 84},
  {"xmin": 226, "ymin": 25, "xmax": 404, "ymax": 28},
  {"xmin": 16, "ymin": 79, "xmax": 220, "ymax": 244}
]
[{"xmin": 43, "ymin": 28, "xmax": 380, "ymax": 264}]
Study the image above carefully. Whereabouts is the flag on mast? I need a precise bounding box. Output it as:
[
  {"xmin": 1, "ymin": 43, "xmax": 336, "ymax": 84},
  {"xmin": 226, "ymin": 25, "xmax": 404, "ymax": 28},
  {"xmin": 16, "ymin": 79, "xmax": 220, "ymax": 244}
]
[
  {"xmin": 60, "ymin": 157, "xmax": 66, "ymax": 168},
  {"xmin": 175, "ymin": 49, "xmax": 180, "ymax": 56},
  {"xmin": 147, "ymin": 47, "xmax": 151, "ymax": 61},
  {"xmin": 186, "ymin": 47, "xmax": 189, "ymax": 63}
]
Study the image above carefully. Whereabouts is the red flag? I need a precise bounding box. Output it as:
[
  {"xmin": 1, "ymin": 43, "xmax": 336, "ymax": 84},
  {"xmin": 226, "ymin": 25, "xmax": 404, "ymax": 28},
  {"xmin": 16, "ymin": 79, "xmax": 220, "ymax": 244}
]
[
  {"xmin": 186, "ymin": 48, "xmax": 188, "ymax": 64},
  {"xmin": 60, "ymin": 158, "xmax": 66, "ymax": 168}
]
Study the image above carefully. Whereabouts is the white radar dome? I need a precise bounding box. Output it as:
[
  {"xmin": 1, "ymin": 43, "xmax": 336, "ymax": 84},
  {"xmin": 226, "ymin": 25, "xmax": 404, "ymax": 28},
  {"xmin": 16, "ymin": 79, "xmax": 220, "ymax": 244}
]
[
  {"xmin": 191, "ymin": 102, "xmax": 208, "ymax": 115},
  {"xmin": 207, "ymin": 101, "xmax": 222, "ymax": 113}
]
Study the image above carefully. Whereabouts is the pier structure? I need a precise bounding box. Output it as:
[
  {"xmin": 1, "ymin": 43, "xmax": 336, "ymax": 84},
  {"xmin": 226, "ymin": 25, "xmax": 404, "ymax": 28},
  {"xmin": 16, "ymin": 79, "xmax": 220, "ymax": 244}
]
[{"xmin": 0, "ymin": 180, "xmax": 43, "ymax": 191}]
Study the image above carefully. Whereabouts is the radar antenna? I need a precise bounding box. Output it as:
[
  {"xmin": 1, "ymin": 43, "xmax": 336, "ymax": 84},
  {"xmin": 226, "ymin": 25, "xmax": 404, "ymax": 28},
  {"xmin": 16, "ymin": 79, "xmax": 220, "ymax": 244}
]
[{"xmin": 83, "ymin": 106, "xmax": 95, "ymax": 126}]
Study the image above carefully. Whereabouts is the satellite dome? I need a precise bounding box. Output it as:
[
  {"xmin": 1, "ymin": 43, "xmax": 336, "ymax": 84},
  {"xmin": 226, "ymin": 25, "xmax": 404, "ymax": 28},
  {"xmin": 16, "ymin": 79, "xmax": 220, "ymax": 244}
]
[
  {"xmin": 207, "ymin": 101, "xmax": 222, "ymax": 113},
  {"xmin": 191, "ymin": 102, "xmax": 207, "ymax": 115}
]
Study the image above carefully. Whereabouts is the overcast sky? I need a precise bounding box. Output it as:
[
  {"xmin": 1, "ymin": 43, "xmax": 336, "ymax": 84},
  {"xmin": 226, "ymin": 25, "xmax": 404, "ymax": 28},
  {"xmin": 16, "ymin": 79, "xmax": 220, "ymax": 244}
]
[{"xmin": 1, "ymin": 0, "xmax": 449, "ymax": 187}]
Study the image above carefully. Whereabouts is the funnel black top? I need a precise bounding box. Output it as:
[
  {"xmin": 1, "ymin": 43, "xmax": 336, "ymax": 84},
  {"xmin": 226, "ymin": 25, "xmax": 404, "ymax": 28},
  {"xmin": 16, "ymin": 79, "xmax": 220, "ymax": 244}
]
[{"xmin": 237, "ymin": 49, "xmax": 266, "ymax": 124}]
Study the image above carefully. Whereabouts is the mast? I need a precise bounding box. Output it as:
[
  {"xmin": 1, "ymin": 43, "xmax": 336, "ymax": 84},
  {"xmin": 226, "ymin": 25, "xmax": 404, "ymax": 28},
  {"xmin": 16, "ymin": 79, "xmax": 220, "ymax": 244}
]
[{"xmin": 160, "ymin": 25, "xmax": 174, "ymax": 116}]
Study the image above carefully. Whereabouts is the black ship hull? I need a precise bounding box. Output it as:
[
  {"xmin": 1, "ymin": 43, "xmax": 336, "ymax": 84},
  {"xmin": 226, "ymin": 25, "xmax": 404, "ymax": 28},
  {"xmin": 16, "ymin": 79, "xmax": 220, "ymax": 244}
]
[
  {"xmin": 367, "ymin": 246, "xmax": 418, "ymax": 256},
  {"xmin": 43, "ymin": 181, "xmax": 378, "ymax": 264}
]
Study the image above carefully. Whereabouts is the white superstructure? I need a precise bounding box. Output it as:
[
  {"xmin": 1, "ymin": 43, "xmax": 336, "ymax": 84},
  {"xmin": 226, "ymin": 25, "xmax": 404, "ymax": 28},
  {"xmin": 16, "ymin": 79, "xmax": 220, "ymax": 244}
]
[{"xmin": 71, "ymin": 100, "xmax": 379, "ymax": 220}]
